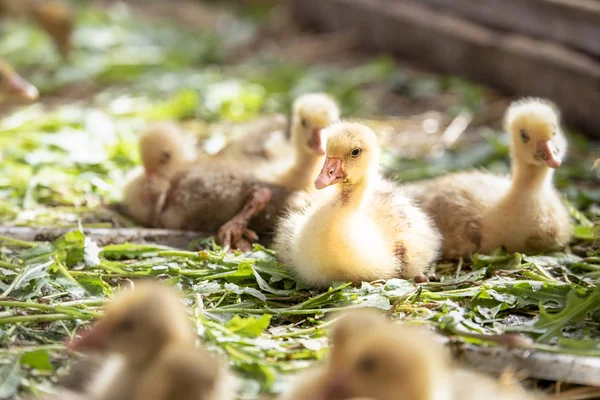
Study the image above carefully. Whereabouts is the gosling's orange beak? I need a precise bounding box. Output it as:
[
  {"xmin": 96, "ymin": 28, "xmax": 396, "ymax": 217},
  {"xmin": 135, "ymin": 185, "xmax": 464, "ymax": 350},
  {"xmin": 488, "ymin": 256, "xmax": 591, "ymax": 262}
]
[
  {"xmin": 308, "ymin": 128, "xmax": 326, "ymax": 155},
  {"xmin": 536, "ymin": 140, "xmax": 561, "ymax": 168},
  {"xmin": 315, "ymin": 157, "xmax": 344, "ymax": 190},
  {"xmin": 68, "ymin": 320, "xmax": 110, "ymax": 352},
  {"xmin": 7, "ymin": 73, "xmax": 39, "ymax": 102}
]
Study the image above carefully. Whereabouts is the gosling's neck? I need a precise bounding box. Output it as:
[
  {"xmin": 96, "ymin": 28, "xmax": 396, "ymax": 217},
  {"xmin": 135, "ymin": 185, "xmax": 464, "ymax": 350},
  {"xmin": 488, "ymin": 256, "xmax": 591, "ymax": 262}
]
[
  {"xmin": 282, "ymin": 148, "xmax": 323, "ymax": 191},
  {"xmin": 337, "ymin": 173, "xmax": 377, "ymax": 210},
  {"xmin": 508, "ymin": 162, "xmax": 555, "ymax": 197}
]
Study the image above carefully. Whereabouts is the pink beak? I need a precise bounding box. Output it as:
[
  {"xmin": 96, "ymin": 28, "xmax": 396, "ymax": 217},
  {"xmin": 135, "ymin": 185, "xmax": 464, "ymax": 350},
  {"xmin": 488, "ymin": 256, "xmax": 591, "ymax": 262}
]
[
  {"xmin": 315, "ymin": 157, "xmax": 344, "ymax": 190},
  {"xmin": 67, "ymin": 321, "xmax": 110, "ymax": 352},
  {"xmin": 7, "ymin": 73, "xmax": 39, "ymax": 102},
  {"xmin": 145, "ymin": 168, "xmax": 157, "ymax": 177},
  {"xmin": 314, "ymin": 372, "xmax": 349, "ymax": 400},
  {"xmin": 536, "ymin": 140, "xmax": 561, "ymax": 168},
  {"xmin": 308, "ymin": 128, "xmax": 326, "ymax": 155}
]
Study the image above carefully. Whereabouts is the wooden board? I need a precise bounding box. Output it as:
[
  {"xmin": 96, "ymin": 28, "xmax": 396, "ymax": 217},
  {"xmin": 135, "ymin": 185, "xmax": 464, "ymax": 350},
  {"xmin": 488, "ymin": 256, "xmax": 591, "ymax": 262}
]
[
  {"xmin": 446, "ymin": 340, "xmax": 600, "ymax": 387},
  {"xmin": 416, "ymin": 0, "xmax": 600, "ymax": 57},
  {"xmin": 0, "ymin": 226, "xmax": 206, "ymax": 248},
  {"xmin": 291, "ymin": 0, "xmax": 600, "ymax": 136}
]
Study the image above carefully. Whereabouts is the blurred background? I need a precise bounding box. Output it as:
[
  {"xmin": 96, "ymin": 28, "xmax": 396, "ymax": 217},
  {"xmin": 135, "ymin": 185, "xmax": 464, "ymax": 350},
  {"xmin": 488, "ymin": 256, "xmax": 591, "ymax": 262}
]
[{"xmin": 0, "ymin": 0, "xmax": 597, "ymax": 229}]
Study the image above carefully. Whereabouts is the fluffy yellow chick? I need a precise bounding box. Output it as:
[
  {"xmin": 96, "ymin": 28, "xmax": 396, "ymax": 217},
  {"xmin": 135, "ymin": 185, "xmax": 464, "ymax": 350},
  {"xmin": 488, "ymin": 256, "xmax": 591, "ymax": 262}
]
[
  {"xmin": 213, "ymin": 113, "xmax": 289, "ymax": 162},
  {"xmin": 274, "ymin": 122, "xmax": 441, "ymax": 287},
  {"xmin": 122, "ymin": 122, "xmax": 296, "ymax": 250},
  {"xmin": 275, "ymin": 93, "xmax": 340, "ymax": 191},
  {"xmin": 0, "ymin": 59, "xmax": 39, "ymax": 102},
  {"xmin": 281, "ymin": 310, "xmax": 450, "ymax": 400},
  {"xmin": 122, "ymin": 122, "xmax": 196, "ymax": 227},
  {"xmin": 479, "ymin": 98, "xmax": 572, "ymax": 253},
  {"xmin": 66, "ymin": 281, "xmax": 235, "ymax": 400},
  {"xmin": 144, "ymin": 94, "xmax": 339, "ymax": 250},
  {"xmin": 214, "ymin": 93, "xmax": 339, "ymax": 191},
  {"xmin": 282, "ymin": 310, "xmax": 541, "ymax": 400},
  {"xmin": 403, "ymin": 98, "xmax": 572, "ymax": 258}
]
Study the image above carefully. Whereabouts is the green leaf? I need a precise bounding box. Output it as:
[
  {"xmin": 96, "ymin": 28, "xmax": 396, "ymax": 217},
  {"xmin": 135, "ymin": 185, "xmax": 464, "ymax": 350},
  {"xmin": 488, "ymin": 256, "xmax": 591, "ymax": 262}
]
[
  {"xmin": 535, "ymin": 286, "xmax": 600, "ymax": 343},
  {"xmin": 18, "ymin": 243, "xmax": 54, "ymax": 262},
  {"xmin": 382, "ymin": 278, "xmax": 415, "ymax": 298},
  {"xmin": 144, "ymin": 89, "xmax": 199, "ymax": 120},
  {"xmin": 226, "ymin": 314, "xmax": 272, "ymax": 337},
  {"xmin": 472, "ymin": 252, "xmax": 521, "ymax": 270},
  {"xmin": 54, "ymin": 230, "xmax": 86, "ymax": 267},
  {"xmin": 294, "ymin": 283, "xmax": 352, "ymax": 310},
  {"xmin": 221, "ymin": 261, "xmax": 256, "ymax": 283},
  {"xmin": 20, "ymin": 350, "xmax": 53, "ymax": 371},
  {"xmin": 470, "ymin": 288, "xmax": 516, "ymax": 318},
  {"xmin": 574, "ymin": 225, "xmax": 594, "ymax": 241},
  {"xmin": 0, "ymin": 358, "xmax": 21, "ymax": 399},
  {"xmin": 558, "ymin": 337, "xmax": 600, "ymax": 351},
  {"xmin": 0, "ymin": 260, "xmax": 52, "ymax": 298},
  {"xmin": 224, "ymin": 282, "xmax": 267, "ymax": 302},
  {"xmin": 194, "ymin": 281, "xmax": 222, "ymax": 294},
  {"xmin": 496, "ymin": 281, "xmax": 571, "ymax": 308},
  {"xmin": 251, "ymin": 266, "xmax": 294, "ymax": 296},
  {"xmin": 77, "ymin": 275, "xmax": 111, "ymax": 297},
  {"xmin": 435, "ymin": 269, "xmax": 487, "ymax": 287},
  {"xmin": 101, "ymin": 243, "xmax": 171, "ymax": 259}
]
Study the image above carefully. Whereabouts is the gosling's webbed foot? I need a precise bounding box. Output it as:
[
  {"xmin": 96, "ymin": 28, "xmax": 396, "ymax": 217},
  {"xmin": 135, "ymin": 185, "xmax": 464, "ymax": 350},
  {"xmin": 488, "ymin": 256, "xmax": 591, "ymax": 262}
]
[
  {"xmin": 234, "ymin": 238, "xmax": 253, "ymax": 252},
  {"xmin": 218, "ymin": 221, "xmax": 259, "ymax": 250},
  {"xmin": 217, "ymin": 187, "xmax": 272, "ymax": 251}
]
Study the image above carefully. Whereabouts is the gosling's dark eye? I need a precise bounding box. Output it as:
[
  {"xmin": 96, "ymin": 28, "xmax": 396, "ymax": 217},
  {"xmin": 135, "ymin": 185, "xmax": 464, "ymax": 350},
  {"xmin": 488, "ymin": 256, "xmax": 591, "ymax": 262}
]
[
  {"xmin": 350, "ymin": 148, "xmax": 362, "ymax": 158},
  {"xmin": 520, "ymin": 129, "xmax": 530, "ymax": 143},
  {"xmin": 117, "ymin": 317, "xmax": 134, "ymax": 332},
  {"xmin": 301, "ymin": 118, "xmax": 308, "ymax": 129},
  {"xmin": 357, "ymin": 355, "xmax": 377, "ymax": 374},
  {"xmin": 160, "ymin": 151, "xmax": 171, "ymax": 164}
]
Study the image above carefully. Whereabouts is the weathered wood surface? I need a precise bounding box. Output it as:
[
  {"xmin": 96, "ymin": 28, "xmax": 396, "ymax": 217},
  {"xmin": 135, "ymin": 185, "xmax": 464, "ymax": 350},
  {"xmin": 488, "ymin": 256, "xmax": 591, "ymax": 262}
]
[
  {"xmin": 417, "ymin": 0, "xmax": 600, "ymax": 57},
  {"xmin": 446, "ymin": 340, "xmax": 600, "ymax": 386},
  {"xmin": 291, "ymin": 0, "xmax": 600, "ymax": 136},
  {"xmin": 0, "ymin": 226, "xmax": 207, "ymax": 248}
]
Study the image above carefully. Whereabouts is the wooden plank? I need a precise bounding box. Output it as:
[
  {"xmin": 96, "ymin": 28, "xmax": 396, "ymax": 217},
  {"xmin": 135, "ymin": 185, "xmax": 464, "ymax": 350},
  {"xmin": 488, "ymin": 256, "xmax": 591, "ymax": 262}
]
[
  {"xmin": 0, "ymin": 227, "xmax": 207, "ymax": 248},
  {"xmin": 291, "ymin": 0, "xmax": 600, "ymax": 136},
  {"xmin": 445, "ymin": 339, "xmax": 600, "ymax": 387},
  {"xmin": 416, "ymin": 0, "xmax": 600, "ymax": 57}
]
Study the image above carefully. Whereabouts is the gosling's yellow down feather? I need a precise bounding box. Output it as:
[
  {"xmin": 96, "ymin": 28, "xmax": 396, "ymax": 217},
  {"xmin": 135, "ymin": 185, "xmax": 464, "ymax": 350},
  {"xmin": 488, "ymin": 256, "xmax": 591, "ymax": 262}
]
[
  {"xmin": 272, "ymin": 92, "xmax": 340, "ymax": 192},
  {"xmin": 403, "ymin": 98, "xmax": 572, "ymax": 259},
  {"xmin": 274, "ymin": 122, "xmax": 441, "ymax": 287},
  {"xmin": 282, "ymin": 309, "xmax": 542, "ymax": 400},
  {"xmin": 122, "ymin": 123, "xmax": 196, "ymax": 227},
  {"xmin": 64, "ymin": 281, "xmax": 235, "ymax": 400},
  {"xmin": 479, "ymin": 98, "xmax": 572, "ymax": 254}
]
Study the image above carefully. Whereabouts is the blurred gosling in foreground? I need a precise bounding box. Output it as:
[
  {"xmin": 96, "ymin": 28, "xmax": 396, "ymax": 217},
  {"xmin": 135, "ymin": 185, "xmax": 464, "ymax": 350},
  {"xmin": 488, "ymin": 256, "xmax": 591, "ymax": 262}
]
[
  {"xmin": 42, "ymin": 281, "xmax": 235, "ymax": 400},
  {"xmin": 282, "ymin": 309, "xmax": 542, "ymax": 400}
]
